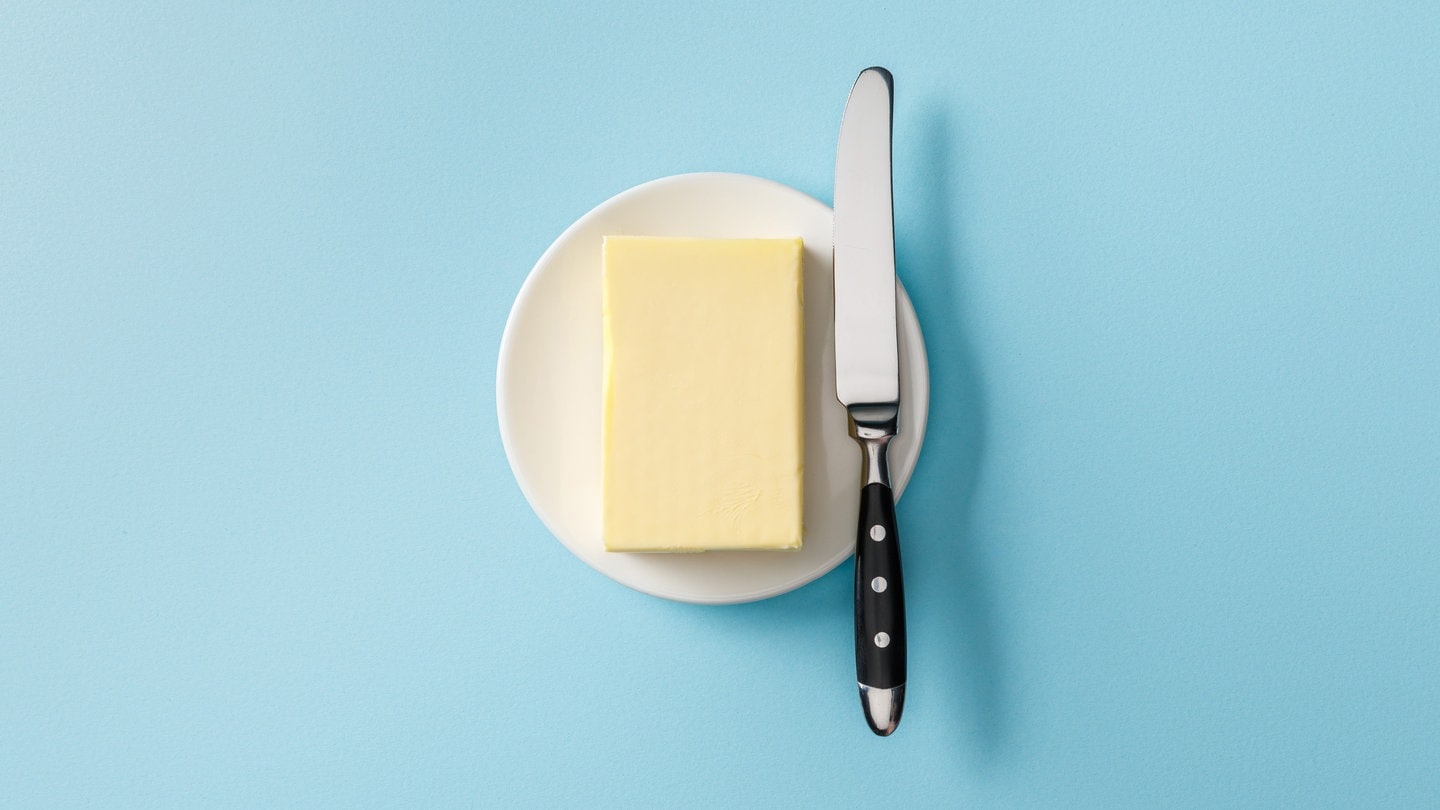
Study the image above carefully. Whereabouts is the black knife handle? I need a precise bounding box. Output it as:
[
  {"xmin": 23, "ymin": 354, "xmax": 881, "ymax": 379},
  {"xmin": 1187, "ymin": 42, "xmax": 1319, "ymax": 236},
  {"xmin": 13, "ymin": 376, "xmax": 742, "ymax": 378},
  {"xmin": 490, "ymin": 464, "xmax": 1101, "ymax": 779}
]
[
  {"xmin": 855, "ymin": 481, "xmax": 906, "ymax": 691},
  {"xmin": 848, "ymin": 404, "xmax": 906, "ymax": 735}
]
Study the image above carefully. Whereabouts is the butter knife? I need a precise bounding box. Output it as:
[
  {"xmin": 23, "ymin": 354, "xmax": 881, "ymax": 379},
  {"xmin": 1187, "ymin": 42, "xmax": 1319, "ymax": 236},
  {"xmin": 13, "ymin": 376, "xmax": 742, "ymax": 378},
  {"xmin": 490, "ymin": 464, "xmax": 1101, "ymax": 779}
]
[{"xmin": 834, "ymin": 66, "xmax": 906, "ymax": 737}]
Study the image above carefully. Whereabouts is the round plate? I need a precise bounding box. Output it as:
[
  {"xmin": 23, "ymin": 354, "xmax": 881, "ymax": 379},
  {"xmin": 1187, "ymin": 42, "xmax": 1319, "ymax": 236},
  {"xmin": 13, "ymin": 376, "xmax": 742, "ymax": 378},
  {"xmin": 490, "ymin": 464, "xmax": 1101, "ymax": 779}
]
[{"xmin": 497, "ymin": 173, "xmax": 928, "ymax": 604}]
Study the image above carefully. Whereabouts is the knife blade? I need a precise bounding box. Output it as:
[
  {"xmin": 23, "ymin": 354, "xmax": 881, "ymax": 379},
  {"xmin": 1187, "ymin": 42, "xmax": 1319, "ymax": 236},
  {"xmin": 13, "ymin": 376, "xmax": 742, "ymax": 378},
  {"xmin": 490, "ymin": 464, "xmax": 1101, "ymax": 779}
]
[{"xmin": 833, "ymin": 66, "xmax": 906, "ymax": 737}]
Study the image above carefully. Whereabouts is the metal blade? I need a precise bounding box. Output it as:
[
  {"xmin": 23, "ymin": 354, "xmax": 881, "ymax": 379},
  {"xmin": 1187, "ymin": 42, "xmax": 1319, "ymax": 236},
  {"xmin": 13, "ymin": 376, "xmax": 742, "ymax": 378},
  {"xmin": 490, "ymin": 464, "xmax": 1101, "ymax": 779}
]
[{"xmin": 833, "ymin": 66, "xmax": 899, "ymax": 408}]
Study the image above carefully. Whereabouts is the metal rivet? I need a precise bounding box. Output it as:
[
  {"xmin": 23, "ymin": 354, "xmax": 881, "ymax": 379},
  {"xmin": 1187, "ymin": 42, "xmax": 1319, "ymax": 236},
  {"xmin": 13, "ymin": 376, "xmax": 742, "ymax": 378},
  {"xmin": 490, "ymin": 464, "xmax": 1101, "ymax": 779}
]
[
  {"xmin": 869, "ymin": 525, "xmax": 886, "ymax": 541},
  {"xmin": 871, "ymin": 577, "xmax": 887, "ymax": 593},
  {"xmin": 874, "ymin": 632, "xmax": 890, "ymax": 648}
]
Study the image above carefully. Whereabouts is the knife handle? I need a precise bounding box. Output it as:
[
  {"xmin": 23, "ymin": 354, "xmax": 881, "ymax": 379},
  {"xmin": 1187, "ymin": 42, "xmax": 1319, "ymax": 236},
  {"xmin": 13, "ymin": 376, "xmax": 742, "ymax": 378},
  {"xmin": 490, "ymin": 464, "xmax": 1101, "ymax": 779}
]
[{"xmin": 850, "ymin": 406, "xmax": 905, "ymax": 736}]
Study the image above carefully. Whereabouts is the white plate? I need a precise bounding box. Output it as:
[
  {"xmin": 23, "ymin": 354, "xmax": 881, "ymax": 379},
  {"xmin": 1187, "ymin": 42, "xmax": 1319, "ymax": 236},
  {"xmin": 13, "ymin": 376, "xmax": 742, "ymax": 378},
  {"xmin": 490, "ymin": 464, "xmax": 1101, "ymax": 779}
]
[{"xmin": 497, "ymin": 173, "xmax": 928, "ymax": 604}]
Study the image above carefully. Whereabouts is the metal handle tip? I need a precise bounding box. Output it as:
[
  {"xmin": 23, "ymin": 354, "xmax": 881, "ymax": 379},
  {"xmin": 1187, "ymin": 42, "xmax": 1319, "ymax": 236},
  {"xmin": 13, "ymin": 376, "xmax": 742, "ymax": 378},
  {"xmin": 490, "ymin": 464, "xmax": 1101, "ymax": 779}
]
[{"xmin": 859, "ymin": 683, "xmax": 905, "ymax": 736}]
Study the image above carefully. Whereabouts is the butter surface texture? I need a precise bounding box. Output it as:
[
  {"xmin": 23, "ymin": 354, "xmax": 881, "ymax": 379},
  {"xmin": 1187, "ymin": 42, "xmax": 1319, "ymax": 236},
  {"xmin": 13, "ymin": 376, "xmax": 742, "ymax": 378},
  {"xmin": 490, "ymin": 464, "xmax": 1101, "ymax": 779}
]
[{"xmin": 602, "ymin": 236, "xmax": 804, "ymax": 552}]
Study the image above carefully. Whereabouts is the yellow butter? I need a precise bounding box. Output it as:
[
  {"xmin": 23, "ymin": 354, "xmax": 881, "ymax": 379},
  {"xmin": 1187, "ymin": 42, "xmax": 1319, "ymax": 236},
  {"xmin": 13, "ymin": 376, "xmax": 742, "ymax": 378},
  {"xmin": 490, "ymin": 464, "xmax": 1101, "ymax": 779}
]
[{"xmin": 602, "ymin": 236, "xmax": 804, "ymax": 552}]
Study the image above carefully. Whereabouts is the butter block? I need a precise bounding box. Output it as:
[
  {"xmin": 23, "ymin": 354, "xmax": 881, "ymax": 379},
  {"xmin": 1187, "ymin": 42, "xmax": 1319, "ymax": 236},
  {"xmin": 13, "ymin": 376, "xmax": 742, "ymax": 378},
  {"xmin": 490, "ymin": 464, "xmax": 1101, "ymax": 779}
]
[{"xmin": 602, "ymin": 236, "xmax": 804, "ymax": 552}]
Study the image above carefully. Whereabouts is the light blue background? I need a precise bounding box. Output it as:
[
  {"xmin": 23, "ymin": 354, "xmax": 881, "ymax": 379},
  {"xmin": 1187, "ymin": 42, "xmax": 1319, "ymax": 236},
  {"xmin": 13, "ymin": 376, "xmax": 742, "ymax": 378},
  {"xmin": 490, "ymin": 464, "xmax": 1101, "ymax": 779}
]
[{"xmin": 4, "ymin": 2, "xmax": 1438, "ymax": 806}]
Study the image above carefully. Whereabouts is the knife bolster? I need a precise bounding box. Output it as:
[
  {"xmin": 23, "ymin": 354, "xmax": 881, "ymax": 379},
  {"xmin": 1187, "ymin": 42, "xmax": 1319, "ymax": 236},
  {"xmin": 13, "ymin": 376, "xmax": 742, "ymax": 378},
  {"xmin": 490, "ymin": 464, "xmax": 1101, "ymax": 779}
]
[{"xmin": 847, "ymin": 403, "xmax": 898, "ymax": 487}]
